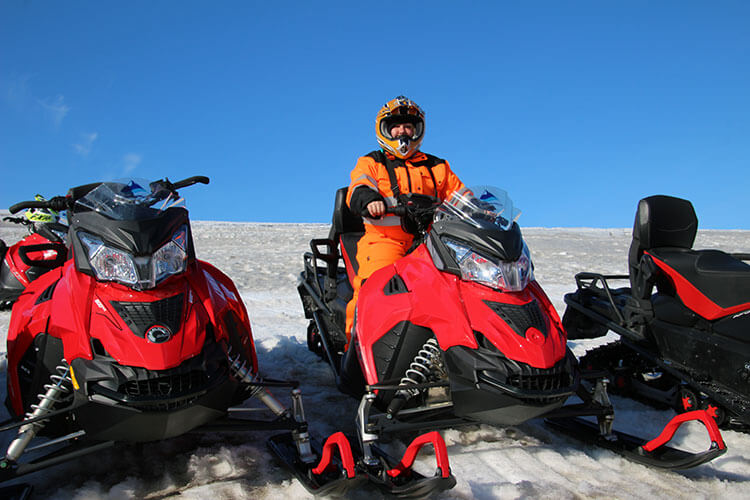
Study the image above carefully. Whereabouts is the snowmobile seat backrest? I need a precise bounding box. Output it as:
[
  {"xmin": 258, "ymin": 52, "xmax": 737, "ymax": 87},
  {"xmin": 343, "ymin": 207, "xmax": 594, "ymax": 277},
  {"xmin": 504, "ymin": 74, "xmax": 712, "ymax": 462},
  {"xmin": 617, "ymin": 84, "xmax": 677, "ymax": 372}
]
[
  {"xmin": 328, "ymin": 187, "xmax": 365, "ymax": 241},
  {"xmin": 328, "ymin": 187, "xmax": 365, "ymax": 285},
  {"xmin": 628, "ymin": 195, "xmax": 697, "ymax": 291}
]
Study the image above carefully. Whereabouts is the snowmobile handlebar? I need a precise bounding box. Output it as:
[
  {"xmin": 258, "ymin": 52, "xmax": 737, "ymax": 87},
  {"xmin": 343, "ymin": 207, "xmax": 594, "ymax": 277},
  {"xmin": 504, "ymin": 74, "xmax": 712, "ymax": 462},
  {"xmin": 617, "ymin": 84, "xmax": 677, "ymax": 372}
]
[
  {"xmin": 150, "ymin": 176, "xmax": 210, "ymax": 196},
  {"xmin": 8, "ymin": 177, "xmax": 210, "ymax": 214},
  {"xmin": 384, "ymin": 197, "xmax": 442, "ymax": 217},
  {"xmin": 170, "ymin": 176, "xmax": 210, "ymax": 190},
  {"xmin": 385, "ymin": 205, "xmax": 408, "ymax": 217},
  {"xmin": 8, "ymin": 196, "xmax": 70, "ymax": 215}
]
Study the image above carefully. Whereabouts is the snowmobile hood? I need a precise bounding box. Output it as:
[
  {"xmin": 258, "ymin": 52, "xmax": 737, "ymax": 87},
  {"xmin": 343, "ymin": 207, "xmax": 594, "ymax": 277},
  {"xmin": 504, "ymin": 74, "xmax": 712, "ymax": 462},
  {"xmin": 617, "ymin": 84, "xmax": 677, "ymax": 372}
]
[
  {"xmin": 356, "ymin": 245, "xmax": 568, "ymax": 372},
  {"xmin": 42, "ymin": 261, "xmax": 209, "ymax": 370}
]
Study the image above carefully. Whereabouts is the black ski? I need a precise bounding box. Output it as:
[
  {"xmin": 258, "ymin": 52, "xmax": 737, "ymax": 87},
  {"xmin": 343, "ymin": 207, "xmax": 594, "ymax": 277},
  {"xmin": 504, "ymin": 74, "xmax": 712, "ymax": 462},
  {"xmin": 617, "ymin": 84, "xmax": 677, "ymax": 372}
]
[{"xmin": 546, "ymin": 412, "xmax": 726, "ymax": 470}]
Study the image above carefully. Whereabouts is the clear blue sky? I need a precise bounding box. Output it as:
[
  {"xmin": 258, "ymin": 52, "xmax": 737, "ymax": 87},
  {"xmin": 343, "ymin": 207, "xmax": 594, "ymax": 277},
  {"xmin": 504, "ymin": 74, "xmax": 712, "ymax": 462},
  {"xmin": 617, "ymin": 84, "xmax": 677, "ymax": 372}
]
[{"xmin": 1, "ymin": 2, "xmax": 748, "ymax": 228}]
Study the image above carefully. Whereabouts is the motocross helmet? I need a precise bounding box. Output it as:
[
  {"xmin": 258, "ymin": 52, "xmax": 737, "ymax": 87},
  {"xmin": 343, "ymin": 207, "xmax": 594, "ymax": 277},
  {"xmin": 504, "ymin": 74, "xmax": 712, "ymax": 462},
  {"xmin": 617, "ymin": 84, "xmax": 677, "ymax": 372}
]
[
  {"xmin": 24, "ymin": 195, "xmax": 59, "ymax": 223},
  {"xmin": 375, "ymin": 96, "xmax": 425, "ymax": 159}
]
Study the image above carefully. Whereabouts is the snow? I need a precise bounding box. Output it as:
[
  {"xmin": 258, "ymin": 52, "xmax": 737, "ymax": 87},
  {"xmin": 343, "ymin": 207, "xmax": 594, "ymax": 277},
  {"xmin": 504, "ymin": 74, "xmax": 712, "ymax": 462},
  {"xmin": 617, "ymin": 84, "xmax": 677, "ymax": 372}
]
[{"xmin": 1, "ymin": 219, "xmax": 749, "ymax": 499}]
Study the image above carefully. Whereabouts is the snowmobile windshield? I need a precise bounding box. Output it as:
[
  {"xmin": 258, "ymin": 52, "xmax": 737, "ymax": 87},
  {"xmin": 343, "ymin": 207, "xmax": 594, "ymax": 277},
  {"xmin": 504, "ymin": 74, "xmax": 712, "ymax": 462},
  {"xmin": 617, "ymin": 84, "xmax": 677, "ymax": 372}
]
[
  {"xmin": 74, "ymin": 178, "xmax": 185, "ymax": 220},
  {"xmin": 434, "ymin": 186, "xmax": 521, "ymax": 231}
]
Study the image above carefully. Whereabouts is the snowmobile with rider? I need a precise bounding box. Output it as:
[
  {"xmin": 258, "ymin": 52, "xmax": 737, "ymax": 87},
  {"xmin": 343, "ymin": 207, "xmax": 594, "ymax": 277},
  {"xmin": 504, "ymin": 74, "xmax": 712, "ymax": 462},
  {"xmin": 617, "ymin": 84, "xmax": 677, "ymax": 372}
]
[
  {"xmin": 297, "ymin": 185, "xmax": 729, "ymax": 484},
  {"xmin": 0, "ymin": 176, "xmax": 449, "ymax": 499},
  {"xmin": 562, "ymin": 194, "xmax": 750, "ymax": 430},
  {"xmin": 0, "ymin": 198, "xmax": 67, "ymax": 309}
]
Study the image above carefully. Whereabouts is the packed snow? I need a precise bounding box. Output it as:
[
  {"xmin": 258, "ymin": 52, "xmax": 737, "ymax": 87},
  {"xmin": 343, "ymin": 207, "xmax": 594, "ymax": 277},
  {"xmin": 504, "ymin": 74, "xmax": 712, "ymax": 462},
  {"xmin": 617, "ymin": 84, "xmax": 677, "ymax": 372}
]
[{"xmin": 1, "ymin": 218, "xmax": 748, "ymax": 499}]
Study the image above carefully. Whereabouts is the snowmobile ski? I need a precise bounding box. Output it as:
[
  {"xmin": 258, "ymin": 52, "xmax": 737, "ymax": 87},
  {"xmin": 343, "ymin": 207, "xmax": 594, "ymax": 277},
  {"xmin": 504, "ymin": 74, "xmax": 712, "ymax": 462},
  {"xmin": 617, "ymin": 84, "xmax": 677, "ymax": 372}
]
[
  {"xmin": 268, "ymin": 430, "xmax": 456, "ymax": 498},
  {"xmin": 546, "ymin": 409, "xmax": 726, "ymax": 470}
]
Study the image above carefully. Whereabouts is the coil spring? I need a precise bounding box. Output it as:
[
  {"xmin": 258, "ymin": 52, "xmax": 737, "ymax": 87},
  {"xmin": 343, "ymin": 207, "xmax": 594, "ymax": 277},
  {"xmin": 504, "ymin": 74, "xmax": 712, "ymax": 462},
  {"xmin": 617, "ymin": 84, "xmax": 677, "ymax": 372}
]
[
  {"xmin": 227, "ymin": 345, "xmax": 260, "ymax": 394},
  {"xmin": 24, "ymin": 363, "xmax": 73, "ymax": 427},
  {"xmin": 398, "ymin": 338, "xmax": 442, "ymax": 397}
]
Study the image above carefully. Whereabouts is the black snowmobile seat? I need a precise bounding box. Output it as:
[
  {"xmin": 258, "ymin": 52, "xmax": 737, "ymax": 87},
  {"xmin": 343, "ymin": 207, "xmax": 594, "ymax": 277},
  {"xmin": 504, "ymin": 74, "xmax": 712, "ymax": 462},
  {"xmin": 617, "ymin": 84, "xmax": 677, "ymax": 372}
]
[
  {"xmin": 630, "ymin": 195, "xmax": 750, "ymax": 319},
  {"xmin": 647, "ymin": 248, "xmax": 750, "ymax": 316},
  {"xmin": 329, "ymin": 187, "xmax": 365, "ymax": 284}
]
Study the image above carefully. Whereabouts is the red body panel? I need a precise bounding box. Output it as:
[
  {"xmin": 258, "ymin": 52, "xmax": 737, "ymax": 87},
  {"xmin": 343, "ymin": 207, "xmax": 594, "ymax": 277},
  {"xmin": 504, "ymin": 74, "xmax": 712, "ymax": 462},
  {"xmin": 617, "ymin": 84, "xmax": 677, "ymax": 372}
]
[
  {"xmin": 355, "ymin": 245, "xmax": 567, "ymax": 385},
  {"xmin": 4, "ymin": 232, "xmax": 62, "ymax": 286},
  {"xmin": 647, "ymin": 252, "xmax": 750, "ymax": 321},
  {"xmin": 6, "ymin": 257, "xmax": 256, "ymax": 416}
]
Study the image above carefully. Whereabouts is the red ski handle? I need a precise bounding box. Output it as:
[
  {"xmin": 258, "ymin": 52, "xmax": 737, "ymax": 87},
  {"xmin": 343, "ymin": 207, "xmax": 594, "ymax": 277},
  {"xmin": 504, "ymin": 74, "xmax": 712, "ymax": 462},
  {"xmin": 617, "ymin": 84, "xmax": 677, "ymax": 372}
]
[
  {"xmin": 642, "ymin": 409, "xmax": 726, "ymax": 453},
  {"xmin": 311, "ymin": 432, "xmax": 356, "ymax": 479},
  {"xmin": 387, "ymin": 431, "xmax": 451, "ymax": 479}
]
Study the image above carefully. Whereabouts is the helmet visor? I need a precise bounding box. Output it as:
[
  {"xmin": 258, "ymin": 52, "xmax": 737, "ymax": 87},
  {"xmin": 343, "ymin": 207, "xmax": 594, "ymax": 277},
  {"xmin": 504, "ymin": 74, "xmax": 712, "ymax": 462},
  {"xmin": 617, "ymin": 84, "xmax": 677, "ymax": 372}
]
[{"xmin": 380, "ymin": 115, "xmax": 424, "ymax": 140}]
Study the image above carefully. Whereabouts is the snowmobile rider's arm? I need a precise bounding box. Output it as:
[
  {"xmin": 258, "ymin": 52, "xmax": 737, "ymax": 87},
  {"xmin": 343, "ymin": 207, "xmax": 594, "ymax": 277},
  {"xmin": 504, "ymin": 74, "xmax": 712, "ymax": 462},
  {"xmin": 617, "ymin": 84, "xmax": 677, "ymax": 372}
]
[{"xmin": 349, "ymin": 187, "xmax": 385, "ymax": 218}]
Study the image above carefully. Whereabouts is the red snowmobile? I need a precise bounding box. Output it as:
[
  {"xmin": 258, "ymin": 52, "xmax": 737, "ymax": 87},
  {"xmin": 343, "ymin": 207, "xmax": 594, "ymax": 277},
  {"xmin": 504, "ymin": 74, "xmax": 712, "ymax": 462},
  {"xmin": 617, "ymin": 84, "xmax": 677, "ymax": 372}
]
[
  {"xmin": 0, "ymin": 176, "xmax": 449, "ymax": 500},
  {"xmin": 298, "ymin": 186, "xmax": 727, "ymax": 480},
  {"xmin": 0, "ymin": 201, "xmax": 68, "ymax": 309},
  {"xmin": 563, "ymin": 194, "xmax": 750, "ymax": 430}
]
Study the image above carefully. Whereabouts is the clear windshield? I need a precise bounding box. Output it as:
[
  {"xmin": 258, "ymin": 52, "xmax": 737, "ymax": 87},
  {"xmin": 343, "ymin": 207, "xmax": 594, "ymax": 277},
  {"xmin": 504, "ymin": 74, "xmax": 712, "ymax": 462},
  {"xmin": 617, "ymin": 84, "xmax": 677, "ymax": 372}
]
[
  {"xmin": 74, "ymin": 178, "xmax": 185, "ymax": 220},
  {"xmin": 434, "ymin": 186, "xmax": 521, "ymax": 230}
]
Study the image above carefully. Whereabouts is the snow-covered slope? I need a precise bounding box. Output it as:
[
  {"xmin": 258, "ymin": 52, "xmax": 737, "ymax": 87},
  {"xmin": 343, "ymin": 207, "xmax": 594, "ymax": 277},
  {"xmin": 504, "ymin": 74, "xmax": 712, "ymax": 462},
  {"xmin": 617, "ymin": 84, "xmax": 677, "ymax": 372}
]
[{"xmin": 1, "ymin": 220, "xmax": 748, "ymax": 499}]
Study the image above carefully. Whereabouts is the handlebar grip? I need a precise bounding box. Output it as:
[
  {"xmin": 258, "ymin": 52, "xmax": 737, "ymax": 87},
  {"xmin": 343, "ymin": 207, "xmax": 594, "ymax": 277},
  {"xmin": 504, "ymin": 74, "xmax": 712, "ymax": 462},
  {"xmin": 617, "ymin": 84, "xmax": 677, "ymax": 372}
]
[
  {"xmin": 9, "ymin": 200, "xmax": 47, "ymax": 214},
  {"xmin": 49, "ymin": 196, "xmax": 69, "ymax": 211},
  {"xmin": 8, "ymin": 196, "xmax": 68, "ymax": 214},
  {"xmin": 172, "ymin": 176, "xmax": 210, "ymax": 189}
]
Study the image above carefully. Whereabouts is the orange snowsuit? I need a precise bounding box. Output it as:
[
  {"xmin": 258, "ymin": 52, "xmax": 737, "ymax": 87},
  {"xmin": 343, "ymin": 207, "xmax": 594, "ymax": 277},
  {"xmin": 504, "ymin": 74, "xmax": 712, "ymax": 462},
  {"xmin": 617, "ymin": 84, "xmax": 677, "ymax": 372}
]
[{"xmin": 345, "ymin": 150, "xmax": 469, "ymax": 337}]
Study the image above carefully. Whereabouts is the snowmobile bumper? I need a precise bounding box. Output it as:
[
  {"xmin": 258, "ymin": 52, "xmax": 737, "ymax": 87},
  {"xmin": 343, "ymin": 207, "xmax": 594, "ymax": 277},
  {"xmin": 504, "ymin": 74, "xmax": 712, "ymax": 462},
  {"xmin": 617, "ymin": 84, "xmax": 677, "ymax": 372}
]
[
  {"xmin": 68, "ymin": 336, "xmax": 241, "ymax": 442},
  {"xmin": 70, "ymin": 379, "xmax": 235, "ymax": 442},
  {"xmin": 445, "ymin": 346, "xmax": 578, "ymax": 425}
]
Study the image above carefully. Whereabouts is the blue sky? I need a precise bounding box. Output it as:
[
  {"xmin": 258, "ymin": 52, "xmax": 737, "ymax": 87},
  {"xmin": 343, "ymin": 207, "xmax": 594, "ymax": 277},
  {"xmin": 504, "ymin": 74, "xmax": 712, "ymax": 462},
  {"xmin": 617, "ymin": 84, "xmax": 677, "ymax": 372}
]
[{"xmin": 1, "ymin": 2, "xmax": 748, "ymax": 228}]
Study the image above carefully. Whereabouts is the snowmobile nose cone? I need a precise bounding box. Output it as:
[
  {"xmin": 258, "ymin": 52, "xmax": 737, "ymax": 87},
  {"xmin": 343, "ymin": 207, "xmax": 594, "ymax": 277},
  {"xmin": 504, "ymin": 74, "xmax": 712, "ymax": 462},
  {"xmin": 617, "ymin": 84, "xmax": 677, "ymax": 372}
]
[{"xmin": 525, "ymin": 327, "xmax": 546, "ymax": 346}]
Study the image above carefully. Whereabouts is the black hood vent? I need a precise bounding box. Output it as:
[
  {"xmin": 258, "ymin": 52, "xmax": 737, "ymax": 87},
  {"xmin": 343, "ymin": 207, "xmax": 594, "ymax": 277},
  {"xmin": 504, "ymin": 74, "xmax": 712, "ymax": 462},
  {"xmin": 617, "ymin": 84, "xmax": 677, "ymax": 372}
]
[
  {"xmin": 483, "ymin": 299, "xmax": 548, "ymax": 339},
  {"xmin": 111, "ymin": 293, "xmax": 184, "ymax": 338}
]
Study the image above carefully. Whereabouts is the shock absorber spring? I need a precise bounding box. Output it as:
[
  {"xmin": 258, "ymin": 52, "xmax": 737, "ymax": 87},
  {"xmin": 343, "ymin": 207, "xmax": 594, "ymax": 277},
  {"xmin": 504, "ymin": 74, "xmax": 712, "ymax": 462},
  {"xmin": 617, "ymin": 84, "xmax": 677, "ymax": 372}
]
[
  {"xmin": 399, "ymin": 338, "xmax": 443, "ymax": 397},
  {"xmin": 387, "ymin": 338, "xmax": 444, "ymax": 417},
  {"xmin": 226, "ymin": 345, "xmax": 287, "ymax": 417},
  {"xmin": 227, "ymin": 344, "xmax": 255, "ymax": 384},
  {"xmin": 5, "ymin": 362, "xmax": 73, "ymax": 462}
]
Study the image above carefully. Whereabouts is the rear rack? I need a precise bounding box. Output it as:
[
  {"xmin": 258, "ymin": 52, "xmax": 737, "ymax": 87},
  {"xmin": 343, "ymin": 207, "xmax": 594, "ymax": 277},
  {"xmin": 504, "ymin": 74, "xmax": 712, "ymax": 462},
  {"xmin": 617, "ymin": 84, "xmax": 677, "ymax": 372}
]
[{"xmin": 572, "ymin": 272, "xmax": 630, "ymax": 325}]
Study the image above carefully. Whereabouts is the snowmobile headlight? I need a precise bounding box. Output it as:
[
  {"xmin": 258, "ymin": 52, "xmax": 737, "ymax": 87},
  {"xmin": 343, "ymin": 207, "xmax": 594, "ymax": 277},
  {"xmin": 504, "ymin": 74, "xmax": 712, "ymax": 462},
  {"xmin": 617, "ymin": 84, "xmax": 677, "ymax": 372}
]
[
  {"xmin": 442, "ymin": 238, "xmax": 534, "ymax": 292},
  {"xmin": 79, "ymin": 226, "xmax": 188, "ymax": 290},
  {"xmin": 152, "ymin": 226, "xmax": 188, "ymax": 284},
  {"xmin": 79, "ymin": 231, "xmax": 138, "ymax": 286}
]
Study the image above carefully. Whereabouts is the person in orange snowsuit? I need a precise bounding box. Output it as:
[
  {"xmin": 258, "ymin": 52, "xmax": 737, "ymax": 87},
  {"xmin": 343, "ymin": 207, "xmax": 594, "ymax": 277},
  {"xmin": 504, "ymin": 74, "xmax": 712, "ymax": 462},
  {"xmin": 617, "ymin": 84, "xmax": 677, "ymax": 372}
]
[{"xmin": 345, "ymin": 96, "xmax": 470, "ymax": 337}]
